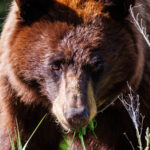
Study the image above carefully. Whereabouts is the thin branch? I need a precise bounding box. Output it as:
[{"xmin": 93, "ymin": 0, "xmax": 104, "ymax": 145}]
[
  {"xmin": 118, "ymin": 84, "xmax": 143, "ymax": 150},
  {"xmin": 124, "ymin": 133, "xmax": 135, "ymax": 150},
  {"xmin": 130, "ymin": 5, "xmax": 150, "ymax": 47}
]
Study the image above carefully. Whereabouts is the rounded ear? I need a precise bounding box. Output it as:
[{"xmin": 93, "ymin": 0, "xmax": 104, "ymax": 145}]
[
  {"xmin": 15, "ymin": 0, "xmax": 52, "ymax": 22},
  {"xmin": 102, "ymin": 0, "xmax": 135, "ymax": 20}
]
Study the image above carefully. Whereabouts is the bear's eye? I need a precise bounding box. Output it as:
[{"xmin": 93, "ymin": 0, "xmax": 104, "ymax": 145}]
[
  {"xmin": 52, "ymin": 64, "xmax": 60, "ymax": 71},
  {"xmin": 51, "ymin": 61, "xmax": 62, "ymax": 71},
  {"xmin": 91, "ymin": 56, "xmax": 104, "ymax": 72}
]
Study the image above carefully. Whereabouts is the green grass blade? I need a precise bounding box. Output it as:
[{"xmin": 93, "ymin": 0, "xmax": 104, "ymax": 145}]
[
  {"xmin": 88, "ymin": 119, "xmax": 97, "ymax": 139},
  {"xmin": 60, "ymin": 119, "xmax": 97, "ymax": 150},
  {"xmin": 8, "ymin": 131, "xmax": 16, "ymax": 150},
  {"xmin": 16, "ymin": 121, "xmax": 22, "ymax": 150},
  {"xmin": 69, "ymin": 130, "xmax": 76, "ymax": 150},
  {"xmin": 80, "ymin": 127, "xmax": 86, "ymax": 136},
  {"xmin": 79, "ymin": 127, "xmax": 87, "ymax": 150},
  {"xmin": 16, "ymin": 130, "xmax": 22, "ymax": 150},
  {"xmin": 22, "ymin": 114, "xmax": 47, "ymax": 150},
  {"xmin": 79, "ymin": 132, "xmax": 86, "ymax": 150}
]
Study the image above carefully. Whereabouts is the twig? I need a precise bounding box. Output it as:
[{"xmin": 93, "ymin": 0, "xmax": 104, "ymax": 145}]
[
  {"xmin": 130, "ymin": 5, "xmax": 150, "ymax": 47},
  {"xmin": 119, "ymin": 84, "xmax": 143, "ymax": 150},
  {"xmin": 124, "ymin": 133, "xmax": 135, "ymax": 150}
]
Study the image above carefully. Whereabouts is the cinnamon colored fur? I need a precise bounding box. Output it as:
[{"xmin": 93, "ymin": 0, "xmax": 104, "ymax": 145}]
[{"xmin": 0, "ymin": 0, "xmax": 150, "ymax": 150}]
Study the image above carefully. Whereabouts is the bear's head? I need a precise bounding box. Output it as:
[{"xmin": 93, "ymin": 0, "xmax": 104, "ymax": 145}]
[{"xmin": 8, "ymin": 0, "xmax": 143, "ymax": 131}]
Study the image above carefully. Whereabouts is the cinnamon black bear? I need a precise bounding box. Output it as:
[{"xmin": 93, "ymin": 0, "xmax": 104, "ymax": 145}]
[{"xmin": 0, "ymin": 0, "xmax": 150, "ymax": 149}]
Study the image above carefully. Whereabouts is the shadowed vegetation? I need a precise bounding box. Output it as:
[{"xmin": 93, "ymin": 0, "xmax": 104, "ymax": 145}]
[{"xmin": 0, "ymin": 0, "xmax": 11, "ymax": 32}]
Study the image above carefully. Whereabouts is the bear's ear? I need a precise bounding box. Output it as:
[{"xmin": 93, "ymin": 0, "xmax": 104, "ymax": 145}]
[
  {"xmin": 102, "ymin": 0, "xmax": 135, "ymax": 20},
  {"xmin": 15, "ymin": 0, "xmax": 52, "ymax": 22}
]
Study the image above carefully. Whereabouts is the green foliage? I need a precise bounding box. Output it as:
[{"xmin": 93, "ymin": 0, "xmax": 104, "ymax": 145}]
[
  {"xmin": 15, "ymin": 127, "xmax": 23, "ymax": 150},
  {"xmin": 78, "ymin": 119, "xmax": 98, "ymax": 150},
  {"xmin": 9, "ymin": 132, "xmax": 15, "ymax": 150},
  {"xmin": 88, "ymin": 118, "xmax": 97, "ymax": 139},
  {"xmin": 0, "ymin": 0, "xmax": 11, "ymax": 33},
  {"xmin": 59, "ymin": 137, "xmax": 69, "ymax": 150},
  {"xmin": 9, "ymin": 124, "xmax": 23, "ymax": 150},
  {"xmin": 79, "ymin": 127, "xmax": 86, "ymax": 150},
  {"xmin": 9, "ymin": 114, "xmax": 47, "ymax": 150},
  {"xmin": 60, "ymin": 119, "xmax": 98, "ymax": 150},
  {"xmin": 69, "ymin": 130, "xmax": 76, "ymax": 150},
  {"xmin": 23, "ymin": 114, "xmax": 47, "ymax": 150}
]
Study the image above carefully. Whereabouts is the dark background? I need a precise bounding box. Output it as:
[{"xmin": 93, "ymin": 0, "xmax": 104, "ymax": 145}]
[{"xmin": 0, "ymin": 0, "xmax": 11, "ymax": 32}]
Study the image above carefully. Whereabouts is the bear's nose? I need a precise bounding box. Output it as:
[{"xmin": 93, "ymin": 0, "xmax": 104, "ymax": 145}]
[{"xmin": 65, "ymin": 108, "xmax": 89, "ymax": 129}]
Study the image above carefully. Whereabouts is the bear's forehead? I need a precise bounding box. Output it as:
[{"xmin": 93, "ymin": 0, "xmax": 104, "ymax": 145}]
[
  {"xmin": 32, "ymin": 21, "xmax": 104, "ymax": 66},
  {"xmin": 28, "ymin": 20, "xmax": 103, "ymax": 50},
  {"xmin": 60, "ymin": 24, "xmax": 102, "ymax": 56},
  {"xmin": 53, "ymin": 23, "xmax": 104, "ymax": 65}
]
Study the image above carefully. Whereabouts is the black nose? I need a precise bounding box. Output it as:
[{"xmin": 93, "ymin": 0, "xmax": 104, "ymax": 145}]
[{"xmin": 65, "ymin": 108, "xmax": 89, "ymax": 129}]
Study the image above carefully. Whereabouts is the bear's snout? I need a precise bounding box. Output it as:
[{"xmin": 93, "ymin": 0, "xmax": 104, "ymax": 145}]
[{"xmin": 65, "ymin": 108, "xmax": 89, "ymax": 129}]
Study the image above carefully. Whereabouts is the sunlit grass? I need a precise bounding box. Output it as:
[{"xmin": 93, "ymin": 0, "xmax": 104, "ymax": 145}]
[
  {"xmin": 59, "ymin": 118, "xmax": 97, "ymax": 150},
  {"xmin": 9, "ymin": 114, "xmax": 47, "ymax": 150},
  {"xmin": 79, "ymin": 127, "xmax": 86, "ymax": 150}
]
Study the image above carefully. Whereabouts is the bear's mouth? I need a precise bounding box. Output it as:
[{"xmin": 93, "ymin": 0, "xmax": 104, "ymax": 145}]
[
  {"xmin": 57, "ymin": 108, "xmax": 90, "ymax": 132},
  {"xmin": 60, "ymin": 120, "xmax": 89, "ymax": 132},
  {"xmin": 54, "ymin": 97, "xmax": 118, "ymax": 132}
]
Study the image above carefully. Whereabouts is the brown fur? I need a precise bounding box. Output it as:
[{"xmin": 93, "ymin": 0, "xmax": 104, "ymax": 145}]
[
  {"xmin": 0, "ymin": 0, "xmax": 150, "ymax": 149},
  {"xmin": 55, "ymin": 0, "xmax": 105, "ymax": 21}
]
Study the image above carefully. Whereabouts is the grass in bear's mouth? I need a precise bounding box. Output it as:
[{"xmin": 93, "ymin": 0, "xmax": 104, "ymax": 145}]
[
  {"xmin": 68, "ymin": 118, "xmax": 98, "ymax": 150},
  {"xmin": 78, "ymin": 118, "xmax": 97, "ymax": 150}
]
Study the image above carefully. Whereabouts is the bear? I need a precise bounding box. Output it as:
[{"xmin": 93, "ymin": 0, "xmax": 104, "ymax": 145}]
[{"xmin": 0, "ymin": 0, "xmax": 150, "ymax": 149}]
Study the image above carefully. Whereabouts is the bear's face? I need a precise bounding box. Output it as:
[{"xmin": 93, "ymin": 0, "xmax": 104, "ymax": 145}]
[{"xmin": 9, "ymin": 0, "xmax": 139, "ymax": 131}]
